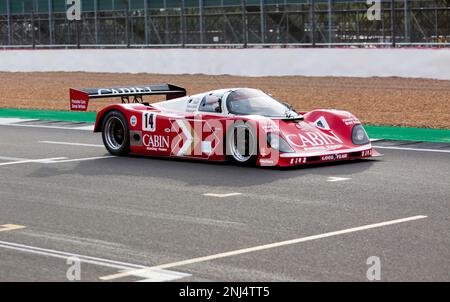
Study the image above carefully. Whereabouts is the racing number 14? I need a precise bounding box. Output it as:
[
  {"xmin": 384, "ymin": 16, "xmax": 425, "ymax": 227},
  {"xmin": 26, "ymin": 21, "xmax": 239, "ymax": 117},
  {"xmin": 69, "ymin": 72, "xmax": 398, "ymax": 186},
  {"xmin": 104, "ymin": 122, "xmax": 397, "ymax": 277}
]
[{"xmin": 143, "ymin": 112, "xmax": 156, "ymax": 131}]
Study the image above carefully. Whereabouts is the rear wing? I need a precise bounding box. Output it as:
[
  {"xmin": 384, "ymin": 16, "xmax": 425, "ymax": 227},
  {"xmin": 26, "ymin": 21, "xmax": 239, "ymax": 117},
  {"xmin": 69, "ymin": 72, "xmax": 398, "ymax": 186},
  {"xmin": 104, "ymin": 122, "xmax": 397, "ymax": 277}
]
[{"xmin": 69, "ymin": 83, "xmax": 186, "ymax": 111}]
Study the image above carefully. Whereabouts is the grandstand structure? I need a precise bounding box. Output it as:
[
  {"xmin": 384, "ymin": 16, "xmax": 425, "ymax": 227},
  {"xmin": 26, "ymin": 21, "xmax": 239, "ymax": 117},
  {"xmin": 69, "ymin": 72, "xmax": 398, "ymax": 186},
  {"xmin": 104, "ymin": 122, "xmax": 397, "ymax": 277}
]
[{"xmin": 0, "ymin": 0, "xmax": 448, "ymax": 47}]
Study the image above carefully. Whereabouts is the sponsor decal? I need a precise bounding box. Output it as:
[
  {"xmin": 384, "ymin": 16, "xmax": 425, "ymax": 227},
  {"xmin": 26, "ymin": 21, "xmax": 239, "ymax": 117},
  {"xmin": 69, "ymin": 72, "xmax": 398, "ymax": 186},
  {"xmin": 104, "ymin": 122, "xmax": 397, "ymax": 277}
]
[
  {"xmin": 304, "ymin": 146, "xmax": 327, "ymax": 151},
  {"xmin": 290, "ymin": 157, "xmax": 306, "ymax": 165},
  {"xmin": 130, "ymin": 115, "xmax": 137, "ymax": 127},
  {"xmin": 285, "ymin": 131, "xmax": 343, "ymax": 149},
  {"xmin": 362, "ymin": 149, "xmax": 372, "ymax": 157},
  {"xmin": 260, "ymin": 159, "xmax": 275, "ymax": 166},
  {"xmin": 143, "ymin": 134, "xmax": 170, "ymax": 151},
  {"xmin": 186, "ymin": 97, "xmax": 201, "ymax": 113},
  {"xmin": 142, "ymin": 112, "xmax": 156, "ymax": 131},
  {"xmin": 170, "ymin": 118, "xmax": 222, "ymax": 157},
  {"xmin": 343, "ymin": 117, "xmax": 360, "ymax": 126},
  {"xmin": 97, "ymin": 86, "xmax": 153, "ymax": 96},
  {"xmin": 321, "ymin": 153, "xmax": 348, "ymax": 161},
  {"xmin": 70, "ymin": 99, "xmax": 87, "ymax": 110},
  {"xmin": 171, "ymin": 120, "xmax": 194, "ymax": 156}
]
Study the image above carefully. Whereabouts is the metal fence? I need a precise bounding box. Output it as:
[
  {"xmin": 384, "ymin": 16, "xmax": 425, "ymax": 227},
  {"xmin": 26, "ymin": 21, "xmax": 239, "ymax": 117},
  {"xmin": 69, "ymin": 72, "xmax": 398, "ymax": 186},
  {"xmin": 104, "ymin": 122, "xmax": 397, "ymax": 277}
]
[{"xmin": 0, "ymin": 0, "xmax": 449, "ymax": 48}]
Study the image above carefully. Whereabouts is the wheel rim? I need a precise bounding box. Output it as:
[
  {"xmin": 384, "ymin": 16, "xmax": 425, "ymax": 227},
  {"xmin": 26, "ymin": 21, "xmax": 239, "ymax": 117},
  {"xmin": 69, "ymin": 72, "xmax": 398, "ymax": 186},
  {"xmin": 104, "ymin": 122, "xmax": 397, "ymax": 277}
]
[
  {"xmin": 105, "ymin": 116, "xmax": 125, "ymax": 151},
  {"xmin": 230, "ymin": 125, "xmax": 255, "ymax": 162}
]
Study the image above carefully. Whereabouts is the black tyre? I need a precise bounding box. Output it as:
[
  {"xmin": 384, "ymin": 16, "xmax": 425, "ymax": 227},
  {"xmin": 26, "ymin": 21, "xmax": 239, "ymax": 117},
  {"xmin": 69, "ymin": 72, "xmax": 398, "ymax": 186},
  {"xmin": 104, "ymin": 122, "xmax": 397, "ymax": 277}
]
[
  {"xmin": 101, "ymin": 110, "xmax": 130, "ymax": 156},
  {"xmin": 226, "ymin": 121, "xmax": 258, "ymax": 166}
]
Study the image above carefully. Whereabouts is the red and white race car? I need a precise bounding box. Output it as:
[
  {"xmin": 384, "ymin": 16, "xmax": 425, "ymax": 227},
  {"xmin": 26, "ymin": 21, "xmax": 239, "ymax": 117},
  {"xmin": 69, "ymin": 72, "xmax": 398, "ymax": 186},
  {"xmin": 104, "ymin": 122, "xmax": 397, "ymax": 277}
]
[{"xmin": 70, "ymin": 84, "xmax": 380, "ymax": 167}]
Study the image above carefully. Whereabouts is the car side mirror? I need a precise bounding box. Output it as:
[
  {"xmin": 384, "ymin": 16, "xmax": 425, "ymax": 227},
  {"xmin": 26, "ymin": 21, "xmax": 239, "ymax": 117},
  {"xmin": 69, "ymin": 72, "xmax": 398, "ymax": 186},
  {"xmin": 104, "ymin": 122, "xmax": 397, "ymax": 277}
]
[{"xmin": 214, "ymin": 98, "xmax": 222, "ymax": 113}]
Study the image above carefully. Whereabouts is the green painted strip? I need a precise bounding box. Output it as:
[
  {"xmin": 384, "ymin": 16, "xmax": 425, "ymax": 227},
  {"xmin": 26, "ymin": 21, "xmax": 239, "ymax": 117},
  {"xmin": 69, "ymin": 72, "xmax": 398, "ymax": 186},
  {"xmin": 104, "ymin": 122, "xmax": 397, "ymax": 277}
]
[
  {"xmin": 365, "ymin": 125, "xmax": 450, "ymax": 144},
  {"xmin": 0, "ymin": 108, "xmax": 449, "ymax": 143},
  {"xmin": 0, "ymin": 108, "xmax": 96, "ymax": 123}
]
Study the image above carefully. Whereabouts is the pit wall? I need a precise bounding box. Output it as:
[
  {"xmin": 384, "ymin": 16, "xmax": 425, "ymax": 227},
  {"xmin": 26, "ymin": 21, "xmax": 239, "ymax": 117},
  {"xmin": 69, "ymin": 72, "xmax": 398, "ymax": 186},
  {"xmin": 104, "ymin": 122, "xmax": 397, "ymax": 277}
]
[{"xmin": 0, "ymin": 48, "xmax": 449, "ymax": 80}]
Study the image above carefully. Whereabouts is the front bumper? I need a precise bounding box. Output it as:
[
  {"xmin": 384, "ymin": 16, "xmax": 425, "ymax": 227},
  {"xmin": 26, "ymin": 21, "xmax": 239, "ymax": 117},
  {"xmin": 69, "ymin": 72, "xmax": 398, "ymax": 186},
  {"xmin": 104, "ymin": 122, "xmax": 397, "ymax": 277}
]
[{"xmin": 258, "ymin": 145, "xmax": 379, "ymax": 167}]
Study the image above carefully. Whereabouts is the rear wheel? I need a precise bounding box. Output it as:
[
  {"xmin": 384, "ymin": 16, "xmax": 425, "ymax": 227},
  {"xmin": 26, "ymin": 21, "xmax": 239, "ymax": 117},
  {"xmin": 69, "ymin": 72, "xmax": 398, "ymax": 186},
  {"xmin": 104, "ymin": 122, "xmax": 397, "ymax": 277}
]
[
  {"xmin": 102, "ymin": 110, "xmax": 130, "ymax": 156},
  {"xmin": 226, "ymin": 121, "xmax": 257, "ymax": 166}
]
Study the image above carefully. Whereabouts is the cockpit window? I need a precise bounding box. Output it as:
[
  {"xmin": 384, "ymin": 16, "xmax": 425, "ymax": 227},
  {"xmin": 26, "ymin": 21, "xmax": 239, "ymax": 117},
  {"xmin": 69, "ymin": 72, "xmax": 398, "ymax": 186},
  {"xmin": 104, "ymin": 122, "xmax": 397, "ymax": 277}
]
[
  {"xmin": 199, "ymin": 94, "xmax": 222, "ymax": 113},
  {"xmin": 226, "ymin": 88, "xmax": 298, "ymax": 117}
]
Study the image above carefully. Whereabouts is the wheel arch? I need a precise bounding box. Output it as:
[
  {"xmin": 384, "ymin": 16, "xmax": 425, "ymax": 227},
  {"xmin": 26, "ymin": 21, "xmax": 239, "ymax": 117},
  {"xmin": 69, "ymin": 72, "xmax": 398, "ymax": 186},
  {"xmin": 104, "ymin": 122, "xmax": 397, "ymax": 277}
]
[
  {"xmin": 225, "ymin": 118, "xmax": 259, "ymax": 165},
  {"xmin": 94, "ymin": 106, "xmax": 128, "ymax": 132}
]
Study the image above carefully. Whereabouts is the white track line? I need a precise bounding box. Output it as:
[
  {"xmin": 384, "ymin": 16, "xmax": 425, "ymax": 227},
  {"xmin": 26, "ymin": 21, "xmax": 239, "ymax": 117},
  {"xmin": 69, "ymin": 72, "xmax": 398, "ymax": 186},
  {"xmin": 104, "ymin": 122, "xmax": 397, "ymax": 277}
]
[
  {"xmin": 100, "ymin": 215, "xmax": 427, "ymax": 281},
  {"xmin": 373, "ymin": 145, "xmax": 450, "ymax": 153},
  {"xmin": 0, "ymin": 123, "xmax": 93, "ymax": 131},
  {"xmin": 327, "ymin": 177, "xmax": 351, "ymax": 182},
  {"xmin": 39, "ymin": 141, "xmax": 104, "ymax": 148},
  {"xmin": 0, "ymin": 155, "xmax": 114, "ymax": 166},
  {"xmin": 203, "ymin": 193, "xmax": 243, "ymax": 198},
  {"xmin": 0, "ymin": 224, "xmax": 26, "ymax": 232},
  {"xmin": 0, "ymin": 156, "xmax": 29, "ymax": 161},
  {"xmin": 0, "ymin": 118, "xmax": 38, "ymax": 124},
  {"xmin": 74, "ymin": 125, "xmax": 95, "ymax": 131},
  {"xmin": 0, "ymin": 240, "xmax": 146, "ymax": 270},
  {"xmin": 45, "ymin": 156, "xmax": 116, "ymax": 164},
  {"xmin": 0, "ymin": 240, "xmax": 191, "ymax": 281},
  {"xmin": 0, "ymin": 157, "xmax": 67, "ymax": 167}
]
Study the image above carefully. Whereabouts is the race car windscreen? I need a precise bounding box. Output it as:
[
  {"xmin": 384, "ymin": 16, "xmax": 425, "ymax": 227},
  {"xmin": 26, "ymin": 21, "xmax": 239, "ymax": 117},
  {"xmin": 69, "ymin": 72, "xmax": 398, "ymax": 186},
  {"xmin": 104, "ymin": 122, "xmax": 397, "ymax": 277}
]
[{"xmin": 226, "ymin": 88, "xmax": 298, "ymax": 117}]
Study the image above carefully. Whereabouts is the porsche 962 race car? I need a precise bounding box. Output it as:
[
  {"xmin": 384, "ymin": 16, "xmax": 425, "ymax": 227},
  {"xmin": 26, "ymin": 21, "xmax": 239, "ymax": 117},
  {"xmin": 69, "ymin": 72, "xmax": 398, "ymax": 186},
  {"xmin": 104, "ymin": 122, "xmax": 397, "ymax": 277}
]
[{"xmin": 70, "ymin": 84, "xmax": 379, "ymax": 167}]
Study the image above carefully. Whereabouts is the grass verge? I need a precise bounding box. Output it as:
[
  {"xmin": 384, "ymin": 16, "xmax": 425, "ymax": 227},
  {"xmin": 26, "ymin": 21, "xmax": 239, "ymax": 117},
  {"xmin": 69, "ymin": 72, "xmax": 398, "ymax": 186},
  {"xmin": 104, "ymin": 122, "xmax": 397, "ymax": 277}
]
[{"xmin": 0, "ymin": 108, "xmax": 449, "ymax": 143}]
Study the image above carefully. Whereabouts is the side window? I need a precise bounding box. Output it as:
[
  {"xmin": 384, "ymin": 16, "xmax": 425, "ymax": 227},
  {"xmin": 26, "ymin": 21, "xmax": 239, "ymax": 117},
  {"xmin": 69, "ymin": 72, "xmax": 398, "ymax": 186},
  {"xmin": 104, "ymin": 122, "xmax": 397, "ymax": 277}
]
[{"xmin": 199, "ymin": 94, "xmax": 222, "ymax": 113}]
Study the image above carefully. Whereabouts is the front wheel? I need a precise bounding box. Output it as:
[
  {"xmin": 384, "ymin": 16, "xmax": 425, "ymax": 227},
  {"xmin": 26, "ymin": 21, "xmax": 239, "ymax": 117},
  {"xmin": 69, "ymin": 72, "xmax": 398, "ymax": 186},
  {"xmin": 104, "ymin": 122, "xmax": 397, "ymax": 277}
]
[
  {"xmin": 102, "ymin": 110, "xmax": 130, "ymax": 156},
  {"xmin": 226, "ymin": 121, "xmax": 258, "ymax": 166}
]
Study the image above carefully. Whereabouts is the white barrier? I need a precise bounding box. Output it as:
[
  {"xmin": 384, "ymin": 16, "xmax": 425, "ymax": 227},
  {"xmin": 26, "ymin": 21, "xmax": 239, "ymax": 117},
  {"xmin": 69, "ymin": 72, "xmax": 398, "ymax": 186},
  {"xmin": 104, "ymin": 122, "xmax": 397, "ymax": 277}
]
[{"xmin": 0, "ymin": 48, "xmax": 449, "ymax": 80}]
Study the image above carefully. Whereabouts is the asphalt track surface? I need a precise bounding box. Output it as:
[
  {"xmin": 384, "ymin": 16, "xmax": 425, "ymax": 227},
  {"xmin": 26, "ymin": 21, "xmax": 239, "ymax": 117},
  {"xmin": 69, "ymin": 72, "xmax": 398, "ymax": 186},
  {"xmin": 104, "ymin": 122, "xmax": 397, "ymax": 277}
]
[{"xmin": 0, "ymin": 120, "xmax": 449, "ymax": 282}]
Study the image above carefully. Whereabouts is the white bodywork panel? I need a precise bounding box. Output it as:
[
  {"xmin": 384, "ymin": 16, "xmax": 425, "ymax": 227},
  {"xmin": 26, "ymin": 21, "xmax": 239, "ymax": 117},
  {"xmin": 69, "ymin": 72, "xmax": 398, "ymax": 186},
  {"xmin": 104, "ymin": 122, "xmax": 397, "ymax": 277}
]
[{"xmin": 151, "ymin": 89, "xmax": 234, "ymax": 114}]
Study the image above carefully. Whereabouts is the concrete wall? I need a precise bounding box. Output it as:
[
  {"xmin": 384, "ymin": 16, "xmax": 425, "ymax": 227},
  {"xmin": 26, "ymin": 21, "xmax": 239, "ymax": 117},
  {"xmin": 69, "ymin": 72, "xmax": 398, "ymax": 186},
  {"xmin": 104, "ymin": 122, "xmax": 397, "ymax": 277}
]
[{"xmin": 0, "ymin": 48, "xmax": 449, "ymax": 80}]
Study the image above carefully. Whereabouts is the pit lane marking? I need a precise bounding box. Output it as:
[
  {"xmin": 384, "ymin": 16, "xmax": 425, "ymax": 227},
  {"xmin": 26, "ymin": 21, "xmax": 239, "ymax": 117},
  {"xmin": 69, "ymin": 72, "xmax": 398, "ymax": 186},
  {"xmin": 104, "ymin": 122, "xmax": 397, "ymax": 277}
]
[
  {"xmin": 100, "ymin": 215, "xmax": 427, "ymax": 281},
  {"xmin": 39, "ymin": 141, "xmax": 104, "ymax": 148},
  {"xmin": 0, "ymin": 224, "xmax": 26, "ymax": 232},
  {"xmin": 0, "ymin": 240, "xmax": 191, "ymax": 282},
  {"xmin": 203, "ymin": 193, "xmax": 243, "ymax": 198},
  {"xmin": 327, "ymin": 177, "xmax": 351, "ymax": 182}
]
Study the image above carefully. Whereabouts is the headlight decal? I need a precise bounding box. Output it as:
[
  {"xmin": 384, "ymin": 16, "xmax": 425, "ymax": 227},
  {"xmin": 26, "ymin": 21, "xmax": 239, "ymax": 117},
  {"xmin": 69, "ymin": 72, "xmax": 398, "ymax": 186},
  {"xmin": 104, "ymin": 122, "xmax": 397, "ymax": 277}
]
[
  {"xmin": 267, "ymin": 133, "xmax": 295, "ymax": 153},
  {"xmin": 351, "ymin": 124, "xmax": 370, "ymax": 145}
]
